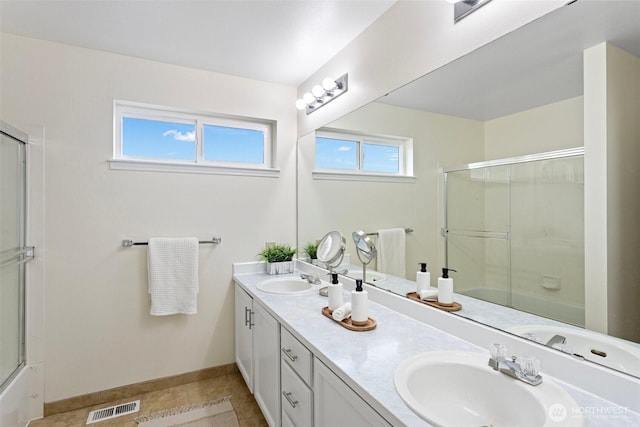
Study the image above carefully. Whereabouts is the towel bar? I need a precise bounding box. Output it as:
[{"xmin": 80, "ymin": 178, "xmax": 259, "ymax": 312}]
[
  {"xmin": 121, "ymin": 236, "xmax": 222, "ymax": 247},
  {"xmin": 366, "ymin": 227, "xmax": 413, "ymax": 236}
]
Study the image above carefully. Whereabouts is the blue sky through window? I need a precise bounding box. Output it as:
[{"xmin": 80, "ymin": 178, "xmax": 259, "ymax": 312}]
[
  {"xmin": 316, "ymin": 137, "xmax": 358, "ymax": 170},
  {"xmin": 204, "ymin": 125, "xmax": 264, "ymax": 163},
  {"xmin": 122, "ymin": 117, "xmax": 195, "ymax": 161},
  {"xmin": 363, "ymin": 143, "xmax": 399, "ymax": 173}
]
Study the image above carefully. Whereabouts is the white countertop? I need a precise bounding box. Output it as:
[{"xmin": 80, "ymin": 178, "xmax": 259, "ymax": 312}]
[{"xmin": 233, "ymin": 264, "xmax": 640, "ymax": 426}]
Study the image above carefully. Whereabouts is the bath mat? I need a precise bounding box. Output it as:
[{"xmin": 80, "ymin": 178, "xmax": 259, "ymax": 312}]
[{"xmin": 135, "ymin": 396, "xmax": 239, "ymax": 427}]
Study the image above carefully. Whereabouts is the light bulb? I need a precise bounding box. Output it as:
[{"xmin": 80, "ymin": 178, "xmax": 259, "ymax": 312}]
[
  {"xmin": 302, "ymin": 92, "xmax": 315, "ymax": 105},
  {"xmin": 312, "ymin": 85, "xmax": 325, "ymax": 98},
  {"xmin": 295, "ymin": 99, "xmax": 307, "ymax": 110},
  {"xmin": 322, "ymin": 77, "xmax": 337, "ymax": 91}
]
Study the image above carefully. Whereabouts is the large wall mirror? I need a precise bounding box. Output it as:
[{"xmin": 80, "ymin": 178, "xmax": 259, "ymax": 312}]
[{"xmin": 297, "ymin": 1, "xmax": 640, "ymax": 379}]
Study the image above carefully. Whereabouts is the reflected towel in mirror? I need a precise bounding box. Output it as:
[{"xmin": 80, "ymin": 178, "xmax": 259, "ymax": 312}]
[{"xmin": 376, "ymin": 228, "xmax": 406, "ymax": 278}]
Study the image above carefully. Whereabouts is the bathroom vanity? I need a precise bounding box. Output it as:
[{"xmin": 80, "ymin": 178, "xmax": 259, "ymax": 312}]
[{"xmin": 233, "ymin": 261, "xmax": 640, "ymax": 426}]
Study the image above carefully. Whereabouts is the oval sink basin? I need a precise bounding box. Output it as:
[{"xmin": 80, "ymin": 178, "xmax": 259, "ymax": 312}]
[
  {"xmin": 256, "ymin": 277, "xmax": 320, "ymax": 294},
  {"xmin": 348, "ymin": 270, "xmax": 387, "ymax": 283},
  {"xmin": 509, "ymin": 324, "xmax": 640, "ymax": 377},
  {"xmin": 395, "ymin": 351, "xmax": 583, "ymax": 427}
]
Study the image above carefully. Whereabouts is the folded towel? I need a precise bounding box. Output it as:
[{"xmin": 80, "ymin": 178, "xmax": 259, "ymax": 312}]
[
  {"xmin": 148, "ymin": 237, "xmax": 199, "ymax": 315},
  {"xmin": 420, "ymin": 289, "xmax": 439, "ymax": 301},
  {"xmin": 376, "ymin": 228, "xmax": 406, "ymax": 278},
  {"xmin": 332, "ymin": 303, "xmax": 352, "ymax": 321}
]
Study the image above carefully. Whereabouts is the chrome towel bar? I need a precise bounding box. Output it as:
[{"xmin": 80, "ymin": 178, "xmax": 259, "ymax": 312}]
[
  {"xmin": 366, "ymin": 227, "xmax": 413, "ymax": 236},
  {"xmin": 121, "ymin": 236, "xmax": 222, "ymax": 247}
]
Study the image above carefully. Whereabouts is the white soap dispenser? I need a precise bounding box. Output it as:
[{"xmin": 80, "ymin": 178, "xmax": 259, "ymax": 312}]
[
  {"xmin": 416, "ymin": 262, "xmax": 431, "ymax": 293},
  {"xmin": 351, "ymin": 279, "xmax": 369, "ymax": 326},
  {"xmin": 328, "ymin": 272, "xmax": 344, "ymax": 312},
  {"xmin": 438, "ymin": 267, "xmax": 457, "ymax": 307}
]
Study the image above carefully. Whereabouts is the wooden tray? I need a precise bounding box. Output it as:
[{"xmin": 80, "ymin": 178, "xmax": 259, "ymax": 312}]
[
  {"xmin": 406, "ymin": 292, "xmax": 462, "ymax": 312},
  {"xmin": 321, "ymin": 307, "xmax": 377, "ymax": 331}
]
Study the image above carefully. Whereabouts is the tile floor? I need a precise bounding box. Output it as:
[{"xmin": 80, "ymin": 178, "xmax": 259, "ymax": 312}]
[{"xmin": 28, "ymin": 371, "xmax": 267, "ymax": 427}]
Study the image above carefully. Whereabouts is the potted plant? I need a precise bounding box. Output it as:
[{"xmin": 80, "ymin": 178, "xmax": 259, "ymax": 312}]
[
  {"xmin": 258, "ymin": 244, "xmax": 297, "ymax": 275},
  {"xmin": 304, "ymin": 242, "xmax": 319, "ymax": 265}
]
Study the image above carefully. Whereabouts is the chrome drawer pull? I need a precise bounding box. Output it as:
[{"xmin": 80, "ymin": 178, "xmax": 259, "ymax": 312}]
[
  {"xmin": 282, "ymin": 391, "xmax": 298, "ymax": 408},
  {"xmin": 282, "ymin": 348, "xmax": 298, "ymax": 362}
]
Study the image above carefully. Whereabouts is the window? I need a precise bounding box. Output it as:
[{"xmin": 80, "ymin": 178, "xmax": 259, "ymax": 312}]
[
  {"xmin": 111, "ymin": 101, "xmax": 276, "ymax": 176},
  {"xmin": 314, "ymin": 129, "xmax": 414, "ymax": 182}
]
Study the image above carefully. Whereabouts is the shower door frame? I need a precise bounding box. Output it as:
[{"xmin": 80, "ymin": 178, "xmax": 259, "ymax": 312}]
[
  {"xmin": 443, "ymin": 147, "xmax": 585, "ymax": 312},
  {"xmin": 0, "ymin": 121, "xmax": 32, "ymax": 394}
]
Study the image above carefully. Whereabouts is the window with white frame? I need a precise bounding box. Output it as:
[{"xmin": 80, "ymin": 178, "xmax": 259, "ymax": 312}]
[
  {"xmin": 111, "ymin": 101, "xmax": 276, "ymax": 176},
  {"xmin": 314, "ymin": 129, "xmax": 413, "ymax": 181}
]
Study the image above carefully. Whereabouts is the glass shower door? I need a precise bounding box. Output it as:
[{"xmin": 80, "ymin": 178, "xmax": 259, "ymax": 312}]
[
  {"xmin": 445, "ymin": 165, "xmax": 511, "ymax": 305},
  {"xmin": 0, "ymin": 125, "xmax": 28, "ymax": 392}
]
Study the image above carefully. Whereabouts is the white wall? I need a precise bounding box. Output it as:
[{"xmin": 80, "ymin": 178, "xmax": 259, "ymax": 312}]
[
  {"xmin": 0, "ymin": 33, "xmax": 297, "ymax": 402},
  {"xmin": 297, "ymin": 0, "xmax": 566, "ymax": 137},
  {"xmin": 584, "ymin": 43, "xmax": 640, "ymax": 342}
]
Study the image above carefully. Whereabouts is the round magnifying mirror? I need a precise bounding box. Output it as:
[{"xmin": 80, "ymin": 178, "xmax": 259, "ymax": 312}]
[
  {"xmin": 316, "ymin": 231, "xmax": 346, "ymax": 268},
  {"xmin": 352, "ymin": 230, "xmax": 377, "ymax": 265}
]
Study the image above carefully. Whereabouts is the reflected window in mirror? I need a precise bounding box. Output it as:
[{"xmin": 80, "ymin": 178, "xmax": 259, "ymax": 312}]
[{"xmin": 315, "ymin": 129, "xmax": 413, "ymax": 178}]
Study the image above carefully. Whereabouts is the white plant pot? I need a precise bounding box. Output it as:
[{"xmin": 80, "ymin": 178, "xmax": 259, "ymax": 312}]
[{"xmin": 266, "ymin": 261, "xmax": 294, "ymax": 275}]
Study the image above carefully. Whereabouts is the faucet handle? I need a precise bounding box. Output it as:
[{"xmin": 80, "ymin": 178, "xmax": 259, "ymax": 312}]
[
  {"xmin": 490, "ymin": 343, "xmax": 508, "ymax": 360},
  {"xmin": 518, "ymin": 355, "xmax": 540, "ymax": 378}
]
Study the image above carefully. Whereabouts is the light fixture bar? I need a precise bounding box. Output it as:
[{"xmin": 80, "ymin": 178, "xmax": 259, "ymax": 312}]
[
  {"xmin": 454, "ymin": 0, "xmax": 492, "ymax": 22},
  {"xmin": 297, "ymin": 73, "xmax": 349, "ymax": 115}
]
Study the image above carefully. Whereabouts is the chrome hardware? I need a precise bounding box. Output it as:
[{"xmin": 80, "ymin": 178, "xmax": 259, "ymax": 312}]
[
  {"xmin": 122, "ymin": 236, "xmax": 221, "ymax": 247},
  {"xmin": 282, "ymin": 391, "xmax": 298, "ymax": 408},
  {"xmin": 489, "ymin": 343, "xmax": 542, "ymax": 386},
  {"xmin": 244, "ymin": 307, "xmax": 254, "ymax": 329},
  {"xmin": 300, "ymin": 273, "xmax": 321, "ymax": 285},
  {"xmin": 282, "ymin": 348, "xmax": 298, "ymax": 362}
]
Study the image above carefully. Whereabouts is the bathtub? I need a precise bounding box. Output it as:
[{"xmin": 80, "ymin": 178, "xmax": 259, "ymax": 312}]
[{"xmin": 458, "ymin": 287, "xmax": 585, "ymax": 327}]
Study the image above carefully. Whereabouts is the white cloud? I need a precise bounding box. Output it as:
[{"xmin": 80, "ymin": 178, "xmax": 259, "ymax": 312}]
[
  {"xmin": 163, "ymin": 129, "xmax": 195, "ymax": 142},
  {"xmin": 338, "ymin": 146, "xmax": 351, "ymax": 152}
]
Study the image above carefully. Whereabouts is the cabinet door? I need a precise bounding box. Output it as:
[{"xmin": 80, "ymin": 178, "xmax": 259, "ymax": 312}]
[
  {"xmin": 234, "ymin": 284, "xmax": 253, "ymax": 393},
  {"xmin": 253, "ymin": 302, "xmax": 281, "ymax": 427},
  {"xmin": 314, "ymin": 358, "xmax": 390, "ymax": 427}
]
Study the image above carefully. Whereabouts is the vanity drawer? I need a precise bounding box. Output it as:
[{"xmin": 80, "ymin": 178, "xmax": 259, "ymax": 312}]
[
  {"xmin": 281, "ymin": 327, "xmax": 313, "ymax": 385},
  {"xmin": 281, "ymin": 360, "xmax": 312, "ymax": 427}
]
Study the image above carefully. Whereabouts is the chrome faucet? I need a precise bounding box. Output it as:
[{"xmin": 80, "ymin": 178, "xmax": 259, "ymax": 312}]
[
  {"xmin": 488, "ymin": 344, "xmax": 542, "ymax": 386},
  {"xmin": 300, "ymin": 273, "xmax": 321, "ymax": 285}
]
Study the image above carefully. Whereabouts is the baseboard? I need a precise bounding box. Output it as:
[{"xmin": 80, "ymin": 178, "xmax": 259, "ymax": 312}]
[{"xmin": 43, "ymin": 363, "xmax": 239, "ymax": 417}]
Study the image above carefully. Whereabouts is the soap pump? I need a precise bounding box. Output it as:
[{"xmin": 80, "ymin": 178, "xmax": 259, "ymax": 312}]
[
  {"xmin": 351, "ymin": 279, "xmax": 369, "ymax": 326},
  {"xmin": 438, "ymin": 268, "xmax": 457, "ymax": 306},
  {"xmin": 416, "ymin": 262, "xmax": 431, "ymax": 293},
  {"xmin": 328, "ymin": 272, "xmax": 344, "ymax": 312}
]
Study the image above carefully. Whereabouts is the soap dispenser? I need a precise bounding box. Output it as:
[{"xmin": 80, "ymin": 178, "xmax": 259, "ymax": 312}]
[
  {"xmin": 416, "ymin": 262, "xmax": 431, "ymax": 293},
  {"xmin": 438, "ymin": 268, "xmax": 457, "ymax": 307},
  {"xmin": 351, "ymin": 279, "xmax": 369, "ymax": 326},
  {"xmin": 328, "ymin": 272, "xmax": 344, "ymax": 312}
]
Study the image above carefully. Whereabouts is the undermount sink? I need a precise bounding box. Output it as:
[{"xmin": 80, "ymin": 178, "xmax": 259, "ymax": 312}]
[
  {"xmin": 394, "ymin": 351, "xmax": 583, "ymax": 427},
  {"xmin": 348, "ymin": 270, "xmax": 387, "ymax": 283},
  {"xmin": 256, "ymin": 277, "xmax": 321, "ymax": 294},
  {"xmin": 509, "ymin": 324, "xmax": 640, "ymax": 377}
]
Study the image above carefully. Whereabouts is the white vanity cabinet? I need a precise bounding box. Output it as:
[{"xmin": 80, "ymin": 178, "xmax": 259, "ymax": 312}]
[
  {"xmin": 234, "ymin": 284, "xmax": 280, "ymax": 427},
  {"xmin": 280, "ymin": 327, "xmax": 313, "ymax": 426},
  {"xmin": 314, "ymin": 358, "xmax": 391, "ymax": 427}
]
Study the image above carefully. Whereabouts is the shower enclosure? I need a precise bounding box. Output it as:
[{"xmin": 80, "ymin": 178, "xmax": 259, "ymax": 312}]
[
  {"xmin": 0, "ymin": 122, "xmax": 31, "ymax": 393},
  {"xmin": 444, "ymin": 148, "xmax": 584, "ymax": 326}
]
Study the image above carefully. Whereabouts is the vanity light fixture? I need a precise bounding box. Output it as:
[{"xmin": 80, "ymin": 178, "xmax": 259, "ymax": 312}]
[
  {"xmin": 296, "ymin": 73, "xmax": 348, "ymax": 115},
  {"xmin": 449, "ymin": 0, "xmax": 493, "ymax": 23}
]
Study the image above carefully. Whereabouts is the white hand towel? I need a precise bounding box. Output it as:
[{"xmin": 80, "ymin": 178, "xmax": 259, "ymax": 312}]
[
  {"xmin": 376, "ymin": 228, "xmax": 406, "ymax": 278},
  {"xmin": 419, "ymin": 289, "xmax": 439, "ymax": 301},
  {"xmin": 332, "ymin": 303, "xmax": 352, "ymax": 321},
  {"xmin": 148, "ymin": 237, "xmax": 199, "ymax": 315}
]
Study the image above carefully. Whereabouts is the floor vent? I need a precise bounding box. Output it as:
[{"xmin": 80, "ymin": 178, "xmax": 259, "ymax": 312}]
[{"xmin": 86, "ymin": 400, "xmax": 140, "ymax": 424}]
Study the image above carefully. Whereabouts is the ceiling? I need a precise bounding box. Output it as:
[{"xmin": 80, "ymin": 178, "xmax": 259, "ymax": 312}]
[
  {"xmin": 0, "ymin": 0, "xmax": 395, "ymax": 86},
  {"xmin": 379, "ymin": 0, "xmax": 640, "ymax": 121}
]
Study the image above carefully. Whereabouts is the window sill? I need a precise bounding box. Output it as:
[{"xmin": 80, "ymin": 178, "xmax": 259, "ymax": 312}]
[
  {"xmin": 109, "ymin": 158, "xmax": 280, "ymax": 177},
  {"xmin": 312, "ymin": 170, "xmax": 416, "ymax": 183}
]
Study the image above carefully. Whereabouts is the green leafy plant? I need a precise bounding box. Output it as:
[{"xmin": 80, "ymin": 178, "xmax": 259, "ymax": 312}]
[
  {"xmin": 258, "ymin": 244, "xmax": 297, "ymax": 263},
  {"xmin": 304, "ymin": 242, "xmax": 318, "ymax": 260}
]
